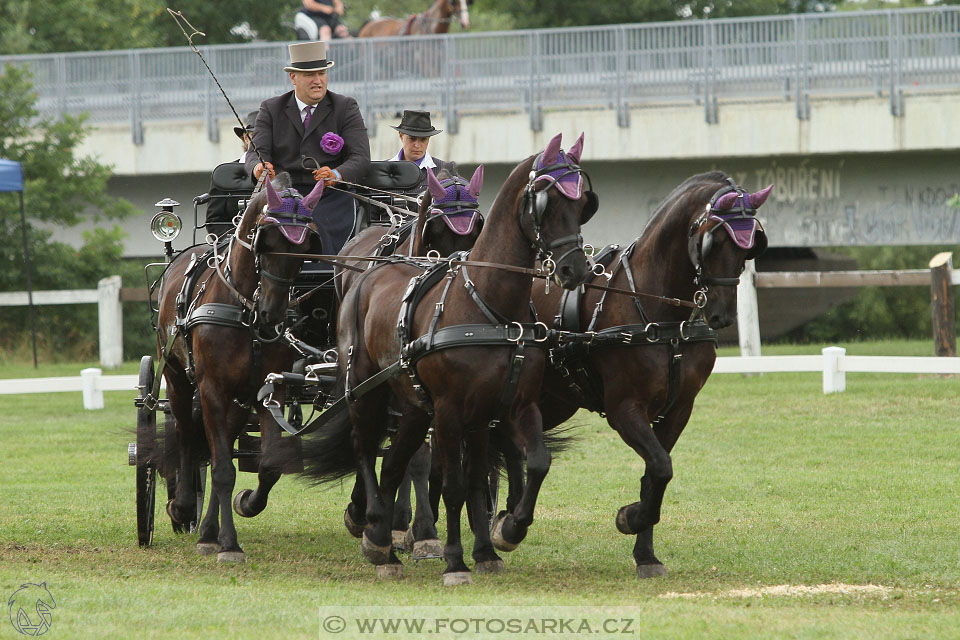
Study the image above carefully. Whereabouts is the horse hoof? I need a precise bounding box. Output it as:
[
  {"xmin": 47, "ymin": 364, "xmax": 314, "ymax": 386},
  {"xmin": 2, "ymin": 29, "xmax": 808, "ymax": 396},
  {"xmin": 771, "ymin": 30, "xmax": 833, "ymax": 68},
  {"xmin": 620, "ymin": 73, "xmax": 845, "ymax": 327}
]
[
  {"xmin": 636, "ymin": 563, "xmax": 667, "ymax": 579},
  {"xmin": 196, "ymin": 542, "xmax": 221, "ymax": 556},
  {"xmin": 376, "ymin": 564, "xmax": 405, "ymax": 579},
  {"xmin": 442, "ymin": 571, "xmax": 473, "ymax": 586},
  {"xmin": 232, "ymin": 489, "xmax": 254, "ymax": 518},
  {"xmin": 361, "ymin": 531, "xmax": 392, "ymax": 565},
  {"xmin": 490, "ymin": 513, "xmax": 519, "ymax": 552},
  {"xmin": 475, "ymin": 559, "xmax": 504, "ymax": 574},
  {"xmin": 392, "ymin": 530, "xmax": 408, "ymax": 551},
  {"xmin": 217, "ymin": 550, "xmax": 246, "ymax": 563},
  {"xmin": 343, "ymin": 507, "xmax": 365, "ymax": 538},
  {"xmin": 412, "ymin": 539, "xmax": 443, "ymax": 560},
  {"xmin": 615, "ymin": 506, "xmax": 636, "ymax": 535}
]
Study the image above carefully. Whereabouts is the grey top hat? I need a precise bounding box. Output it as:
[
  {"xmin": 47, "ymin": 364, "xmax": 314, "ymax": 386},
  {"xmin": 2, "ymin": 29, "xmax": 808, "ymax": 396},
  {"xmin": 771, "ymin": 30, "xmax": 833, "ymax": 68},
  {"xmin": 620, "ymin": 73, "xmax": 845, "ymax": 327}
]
[
  {"xmin": 283, "ymin": 41, "xmax": 335, "ymax": 73},
  {"xmin": 391, "ymin": 110, "xmax": 442, "ymax": 137},
  {"xmin": 233, "ymin": 111, "xmax": 258, "ymax": 139}
]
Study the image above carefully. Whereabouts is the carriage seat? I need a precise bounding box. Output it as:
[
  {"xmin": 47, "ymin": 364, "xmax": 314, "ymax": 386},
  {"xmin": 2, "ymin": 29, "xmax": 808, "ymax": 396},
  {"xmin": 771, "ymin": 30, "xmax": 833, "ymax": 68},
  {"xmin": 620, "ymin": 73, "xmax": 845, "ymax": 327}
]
[
  {"xmin": 354, "ymin": 160, "xmax": 423, "ymax": 228},
  {"xmin": 195, "ymin": 162, "xmax": 256, "ymax": 239}
]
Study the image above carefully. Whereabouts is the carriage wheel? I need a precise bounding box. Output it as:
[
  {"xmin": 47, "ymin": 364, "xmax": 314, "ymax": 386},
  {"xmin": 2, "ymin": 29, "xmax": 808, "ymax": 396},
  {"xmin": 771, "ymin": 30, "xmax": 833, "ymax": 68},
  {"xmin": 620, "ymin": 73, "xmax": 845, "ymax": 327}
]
[{"xmin": 135, "ymin": 355, "xmax": 158, "ymax": 547}]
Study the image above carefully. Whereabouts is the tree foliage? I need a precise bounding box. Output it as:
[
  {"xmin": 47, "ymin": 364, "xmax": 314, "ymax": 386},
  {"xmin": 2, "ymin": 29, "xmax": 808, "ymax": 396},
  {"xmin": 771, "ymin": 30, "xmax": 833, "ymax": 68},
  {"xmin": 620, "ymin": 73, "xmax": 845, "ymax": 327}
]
[{"xmin": 0, "ymin": 64, "xmax": 140, "ymax": 361}]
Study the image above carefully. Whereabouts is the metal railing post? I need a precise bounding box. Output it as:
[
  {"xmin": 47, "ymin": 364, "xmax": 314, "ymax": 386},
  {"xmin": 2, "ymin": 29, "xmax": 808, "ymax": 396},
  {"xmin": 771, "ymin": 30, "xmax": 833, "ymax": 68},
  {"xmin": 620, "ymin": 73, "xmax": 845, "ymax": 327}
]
[
  {"xmin": 129, "ymin": 51, "xmax": 143, "ymax": 145},
  {"xmin": 444, "ymin": 36, "xmax": 459, "ymax": 134},
  {"xmin": 795, "ymin": 14, "xmax": 809, "ymax": 120},
  {"xmin": 56, "ymin": 54, "xmax": 67, "ymax": 118},
  {"xmin": 889, "ymin": 10, "xmax": 904, "ymax": 116},
  {"xmin": 615, "ymin": 25, "xmax": 629, "ymax": 128},
  {"xmin": 529, "ymin": 31, "xmax": 542, "ymax": 132},
  {"xmin": 362, "ymin": 39, "xmax": 375, "ymax": 136},
  {"xmin": 204, "ymin": 46, "xmax": 219, "ymax": 143}
]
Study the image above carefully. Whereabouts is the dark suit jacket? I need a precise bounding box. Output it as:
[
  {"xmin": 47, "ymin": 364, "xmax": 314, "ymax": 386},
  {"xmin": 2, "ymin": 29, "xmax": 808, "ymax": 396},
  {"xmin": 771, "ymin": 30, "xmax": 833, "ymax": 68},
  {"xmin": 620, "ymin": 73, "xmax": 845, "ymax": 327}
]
[{"xmin": 244, "ymin": 89, "xmax": 371, "ymax": 189}]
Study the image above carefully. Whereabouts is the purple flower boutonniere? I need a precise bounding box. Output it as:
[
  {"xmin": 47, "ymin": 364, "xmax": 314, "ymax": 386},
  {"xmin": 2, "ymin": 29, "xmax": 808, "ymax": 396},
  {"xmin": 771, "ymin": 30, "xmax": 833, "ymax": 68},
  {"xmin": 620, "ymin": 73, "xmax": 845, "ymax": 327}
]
[{"xmin": 321, "ymin": 132, "xmax": 344, "ymax": 155}]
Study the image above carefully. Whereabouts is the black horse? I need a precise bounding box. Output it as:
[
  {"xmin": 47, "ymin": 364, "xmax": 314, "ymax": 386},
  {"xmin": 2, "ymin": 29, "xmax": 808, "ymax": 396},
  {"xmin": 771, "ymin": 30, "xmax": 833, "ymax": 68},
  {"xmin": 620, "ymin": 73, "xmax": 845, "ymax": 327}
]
[
  {"xmin": 155, "ymin": 175, "xmax": 323, "ymax": 562},
  {"xmin": 302, "ymin": 133, "xmax": 596, "ymax": 584},
  {"xmin": 521, "ymin": 172, "xmax": 771, "ymax": 577}
]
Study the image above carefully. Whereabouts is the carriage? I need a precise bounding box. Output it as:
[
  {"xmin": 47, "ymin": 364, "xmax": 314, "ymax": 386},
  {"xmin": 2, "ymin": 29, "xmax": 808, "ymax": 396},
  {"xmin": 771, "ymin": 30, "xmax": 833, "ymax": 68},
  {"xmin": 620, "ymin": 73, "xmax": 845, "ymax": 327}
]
[
  {"xmin": 127, "ymin": 132, "xmax": 772, "ymax": 583},
  {"xmin": 129, "ymin": 159, "xmax": 425, "ymax": 547}
]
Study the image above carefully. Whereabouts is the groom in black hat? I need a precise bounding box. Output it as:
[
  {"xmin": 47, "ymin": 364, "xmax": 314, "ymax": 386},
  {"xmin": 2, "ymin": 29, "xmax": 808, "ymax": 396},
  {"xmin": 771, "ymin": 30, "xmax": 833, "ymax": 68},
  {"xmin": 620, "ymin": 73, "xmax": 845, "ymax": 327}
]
[
  {"xmin": 387, "ymin": 110, "xmax": 454, "ymax": 186},
  {"xmin": 245, "ymin": 40, "xmax": 370, "ymax": 253}
]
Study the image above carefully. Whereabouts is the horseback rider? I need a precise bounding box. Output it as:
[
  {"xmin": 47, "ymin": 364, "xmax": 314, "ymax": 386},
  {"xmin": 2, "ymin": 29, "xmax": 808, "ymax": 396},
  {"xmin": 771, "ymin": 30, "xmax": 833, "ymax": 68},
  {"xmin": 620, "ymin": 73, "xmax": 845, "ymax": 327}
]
[
  {"xmin": 245, "ymin": 41, "xmax": 371, "ymax": 253},
  {"xmin": 295, "ymin": 0, "xmax": 351, "ymax": 40},
  {"xmin": 387, "ymin": 110, "xmax": 454, "ymax": 188}
]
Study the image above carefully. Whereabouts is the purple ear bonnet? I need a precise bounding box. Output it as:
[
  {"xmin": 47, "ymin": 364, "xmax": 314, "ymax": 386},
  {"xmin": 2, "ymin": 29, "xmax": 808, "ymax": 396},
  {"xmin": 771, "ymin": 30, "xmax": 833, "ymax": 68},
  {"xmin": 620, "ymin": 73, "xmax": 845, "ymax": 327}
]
[
  {"xmin": 263, "ymin": 187, "xmax": 314, "ymax": 245},
  {"xmin": 430, "ymin": 177, "xmax": 481, "ymax": 236},
  {"xmin": 709, "ymin": 185, "xmax": 772, "ymax": 250},
  {"xmin": 534, "ymin": 149, "xmax": 583, "ymax": 200}
]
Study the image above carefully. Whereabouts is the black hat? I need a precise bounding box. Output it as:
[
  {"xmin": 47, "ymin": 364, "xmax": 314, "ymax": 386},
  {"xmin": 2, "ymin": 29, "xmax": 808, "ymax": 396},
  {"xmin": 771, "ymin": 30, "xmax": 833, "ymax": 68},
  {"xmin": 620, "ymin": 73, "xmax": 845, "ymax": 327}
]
[
  {"xmin": 391, "ymin": 110, "xmax": 442, "ymax": 137},
  {"xmin": 234, "ymin": 111, "xmax": 257, "ymax": 139}
]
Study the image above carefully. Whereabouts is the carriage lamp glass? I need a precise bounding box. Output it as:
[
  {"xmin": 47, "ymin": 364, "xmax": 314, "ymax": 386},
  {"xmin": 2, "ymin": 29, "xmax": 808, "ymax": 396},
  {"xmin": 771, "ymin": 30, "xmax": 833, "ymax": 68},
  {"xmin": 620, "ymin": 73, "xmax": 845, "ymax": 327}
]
[{"xmin": 151, "ymin": 211, "xmax": 182, "ymax": 242}]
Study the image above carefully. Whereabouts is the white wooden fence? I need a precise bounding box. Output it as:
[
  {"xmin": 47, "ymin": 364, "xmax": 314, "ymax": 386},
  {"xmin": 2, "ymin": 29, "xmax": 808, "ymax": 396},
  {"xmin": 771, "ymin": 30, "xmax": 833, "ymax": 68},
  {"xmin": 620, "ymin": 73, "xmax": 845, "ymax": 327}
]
[
  {"xmin": 1, "ymin": 347, "xmax": 957, "ymax": 410},
  {"xmin": 0, "ymin": 275, "xmax": 124, "ymax": 368}
]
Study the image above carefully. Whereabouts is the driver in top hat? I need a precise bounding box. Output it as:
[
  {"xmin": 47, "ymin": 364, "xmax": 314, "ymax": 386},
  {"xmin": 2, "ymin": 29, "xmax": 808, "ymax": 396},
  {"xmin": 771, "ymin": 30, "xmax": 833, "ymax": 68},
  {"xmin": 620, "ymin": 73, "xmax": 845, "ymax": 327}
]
[
  {"xmin": 387, "ymin": 110, "xmax": 454, "ymax": 185},
  {"xmin": 245, "ymin": 40, "xmax": 371, "ymax": 253}
]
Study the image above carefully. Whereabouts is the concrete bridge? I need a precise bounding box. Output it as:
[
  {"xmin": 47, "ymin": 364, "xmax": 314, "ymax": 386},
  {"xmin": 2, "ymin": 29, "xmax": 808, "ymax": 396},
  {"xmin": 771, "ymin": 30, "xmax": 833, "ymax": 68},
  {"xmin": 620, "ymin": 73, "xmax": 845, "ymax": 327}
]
[{"xmin": 3, "ymin": 6, "xmax": 958, "ymax": 259}]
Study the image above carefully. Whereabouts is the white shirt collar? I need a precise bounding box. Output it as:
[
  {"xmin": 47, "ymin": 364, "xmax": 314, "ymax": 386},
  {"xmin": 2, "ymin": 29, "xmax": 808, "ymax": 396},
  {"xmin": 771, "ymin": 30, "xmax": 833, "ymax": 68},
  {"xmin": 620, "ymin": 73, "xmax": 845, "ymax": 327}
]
[
  {"xmin": 294, "ymin": 95, "xmax": 317, "ymax": 121},
  {"xmin": 388, "ymin": 149, "xmax": 437, "ymax": 170}
]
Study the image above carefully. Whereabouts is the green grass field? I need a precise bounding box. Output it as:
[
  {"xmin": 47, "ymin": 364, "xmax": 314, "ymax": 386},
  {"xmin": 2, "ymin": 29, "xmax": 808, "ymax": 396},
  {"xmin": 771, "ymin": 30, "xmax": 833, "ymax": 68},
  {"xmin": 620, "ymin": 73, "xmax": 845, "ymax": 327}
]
[{"xmin": 1, "ymin": 341, "xmax": 958, "ymax": 638}]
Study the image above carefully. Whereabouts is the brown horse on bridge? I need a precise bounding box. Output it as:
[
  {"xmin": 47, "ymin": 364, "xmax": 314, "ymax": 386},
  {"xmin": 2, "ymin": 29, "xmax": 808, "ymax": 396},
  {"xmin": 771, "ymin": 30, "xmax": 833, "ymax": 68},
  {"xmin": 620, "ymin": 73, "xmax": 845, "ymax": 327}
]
[
  {"xmin": 301, "ymin": 133, "xmax": 596, "ymax": 584},
  {"xmin": 154, "ymin": 175, "xmax": 324, "ymax": 563},
  {"xmin": 513, "ymin": 172, "xmax": 772, "ymax": 578},
  {"xmin": 357, "ymin": 0, "xmax": 471, "ymax": 37}
]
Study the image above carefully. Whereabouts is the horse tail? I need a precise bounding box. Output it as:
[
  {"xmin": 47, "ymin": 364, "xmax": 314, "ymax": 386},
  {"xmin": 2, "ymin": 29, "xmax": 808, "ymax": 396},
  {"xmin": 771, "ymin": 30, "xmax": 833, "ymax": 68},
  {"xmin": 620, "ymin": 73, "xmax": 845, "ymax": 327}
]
[{"xmin": 299, "ymin": 369, "xmax": 357, "ymax": 485}]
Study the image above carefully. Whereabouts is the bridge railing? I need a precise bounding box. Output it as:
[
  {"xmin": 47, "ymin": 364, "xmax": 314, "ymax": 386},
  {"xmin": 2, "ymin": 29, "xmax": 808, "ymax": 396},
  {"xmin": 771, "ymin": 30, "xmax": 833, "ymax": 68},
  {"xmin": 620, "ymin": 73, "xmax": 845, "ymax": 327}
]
[{"xmin": 1, "ymin": 7, "xmax": 958, "ymax": 140}]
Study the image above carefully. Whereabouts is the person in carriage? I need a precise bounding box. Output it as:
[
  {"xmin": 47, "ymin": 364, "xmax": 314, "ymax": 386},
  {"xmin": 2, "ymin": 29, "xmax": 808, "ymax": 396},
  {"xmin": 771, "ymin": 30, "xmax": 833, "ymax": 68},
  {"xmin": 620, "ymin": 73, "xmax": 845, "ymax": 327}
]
[
  {"xmin": 245, "ymin": 40, "xmax": 370, "ymax": 255},
  {"xmin": 386, "ymin": 110, "xmax": 454, "ymax": 185},
  {"xmin": 204, "ymin": 110, "xmax": 258, "ymax": 238}
]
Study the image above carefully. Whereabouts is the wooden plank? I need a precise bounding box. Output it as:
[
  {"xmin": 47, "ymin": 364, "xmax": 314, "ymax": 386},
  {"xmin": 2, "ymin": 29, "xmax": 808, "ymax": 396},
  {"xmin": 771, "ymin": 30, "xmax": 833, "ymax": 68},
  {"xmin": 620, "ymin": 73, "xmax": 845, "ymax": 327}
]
[
  {"xmin": 0, "ymin": 289, "xmax": 98, "ymax": 306},
  {"xmin": 712, "ymin": 355, "xmax": 823, "ymax": 373},
  {"xmin": 840, "ymin": 356, "xmax": 960, "ymax": 374},
  {"xmin": 120, "ymin": 287, "xmax": 156, "ymax": 302},
  {"xmin": 755, "ymin": 270, "xmax": 930, "ymax": 288},
  {"xmin": 929, "ymin": 252, "xmax": 956, "ymax": 357}
]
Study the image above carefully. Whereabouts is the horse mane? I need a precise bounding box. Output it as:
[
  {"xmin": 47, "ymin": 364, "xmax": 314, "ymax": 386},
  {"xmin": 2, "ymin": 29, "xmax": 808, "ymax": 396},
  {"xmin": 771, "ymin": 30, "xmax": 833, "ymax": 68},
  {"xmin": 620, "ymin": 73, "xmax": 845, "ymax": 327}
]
[{"xmin": 639, "ymin": 170, "xmax": 729, "ymax": 241}]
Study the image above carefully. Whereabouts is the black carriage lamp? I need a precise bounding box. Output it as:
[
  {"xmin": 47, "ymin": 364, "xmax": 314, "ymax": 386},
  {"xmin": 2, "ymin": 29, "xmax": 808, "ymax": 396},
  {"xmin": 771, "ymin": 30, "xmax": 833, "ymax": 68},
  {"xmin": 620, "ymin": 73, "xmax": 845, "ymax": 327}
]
[{"xmin": 151, "ymin": 198, "xmax": 182, "ymax": 259}]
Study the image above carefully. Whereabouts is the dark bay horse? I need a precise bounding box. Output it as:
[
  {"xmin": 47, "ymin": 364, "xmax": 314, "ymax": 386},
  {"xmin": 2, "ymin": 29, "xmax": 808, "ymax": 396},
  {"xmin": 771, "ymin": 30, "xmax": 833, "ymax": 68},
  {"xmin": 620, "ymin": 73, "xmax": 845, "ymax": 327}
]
[
  {"xmin": 358, "ymin": 0, "xmax": 471, "ymax": 37},
  {"xmin": 526, "ymin": 172, "xmax": 771, "ymax": 578},
  {"xmin": 155, "ymin": 175, "xmax": 323, "ymax": 563},
  {"xmin": 336, "ymin": 166, "xmax": 485, "ymax": 557},
  {"xmin": 302, "ymin": 133, "xmax": 596, "ymax": 584}
]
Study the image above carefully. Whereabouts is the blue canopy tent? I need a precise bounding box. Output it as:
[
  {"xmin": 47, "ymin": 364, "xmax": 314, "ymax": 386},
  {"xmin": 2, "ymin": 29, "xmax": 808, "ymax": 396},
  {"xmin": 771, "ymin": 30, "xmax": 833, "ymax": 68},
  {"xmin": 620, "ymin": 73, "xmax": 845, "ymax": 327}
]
[{"xmin": 1, "ymin": 158, "xmax": 38, "ymax": 367}]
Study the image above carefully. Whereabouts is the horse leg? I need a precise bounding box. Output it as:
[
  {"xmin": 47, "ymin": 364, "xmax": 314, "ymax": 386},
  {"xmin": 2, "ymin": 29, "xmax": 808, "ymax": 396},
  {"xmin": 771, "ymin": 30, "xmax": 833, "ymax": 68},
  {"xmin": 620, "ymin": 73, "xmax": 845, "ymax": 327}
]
[
  {"xmin": 391, "ymin": 463, "xmax": 413, "ymax": 549},
  {"xmin": 196, "ymin": 490, "xmax": 221, "ymax": 555},
  {"xmin": 434, "ymin": 408, "xmax": 471, "ymax": 585},
  {"xmin": 491, "ymin": 428, "xmax": 525, "ymax": 515},
  {"xmin": 344, "ymin": 474, "xmax": 367, "ymax": 538},
  {"xmin": 164, "ymin": 374, "xmax": 200, "ymax": 529},
  {"xmin": 491, "ymin": 403, "xmax": 550, "ymax": 552},
  {"xmin": 407, "ymin": 440, "xmax": 442, "ymax": 558},
  {"xmin": 233, "ymin": 403, "xmax": 285, "ymax": 519},
  {"xmin": 200, "ymin": 391, "xmax": 249, "ymax": 563},
  {"xmin": 606, "ymin": 398, "xmax": 693, "ymax": 578},
  {"xmin": 465, "ymin": 428, "xmax": 503, "ymax": 574},
  {"xmin": 371, "ymin": 414, "xmax": 430, "ymax": 576},
  {"xmin": 351, "ymin": 389, "xmax": 393, "ymax": 565}
]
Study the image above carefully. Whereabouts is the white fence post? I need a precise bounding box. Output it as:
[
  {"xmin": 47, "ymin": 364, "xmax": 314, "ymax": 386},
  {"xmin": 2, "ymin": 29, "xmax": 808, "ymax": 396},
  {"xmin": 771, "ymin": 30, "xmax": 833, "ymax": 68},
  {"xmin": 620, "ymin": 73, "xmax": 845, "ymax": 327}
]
[
  {"xmin": 97, "ymin": 275, "xmax": 123, "ymax": 369},
  {"xmin": 81, "ymin": 367, "xmax": 104, "ymax": 409},
  {"xmin": 737, "ymin": 259, "xmax": 761, "ymax": 358},
  {"xmin": 822, "ymin": 346, "xmax": 846, "ymax": 394}
]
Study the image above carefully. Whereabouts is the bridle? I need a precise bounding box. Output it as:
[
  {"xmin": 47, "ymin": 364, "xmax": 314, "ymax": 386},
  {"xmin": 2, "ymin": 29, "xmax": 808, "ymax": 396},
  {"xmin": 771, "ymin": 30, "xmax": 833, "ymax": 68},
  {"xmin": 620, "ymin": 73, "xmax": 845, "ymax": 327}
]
[
  {"xmin": 687, "ymin": 178, "xmax": 767, "ymax": 291},
  {"xmin": 214, "ymin": 188, "xmax": 320, "ymax": 338},
  {"xmin": 521, "ymin": 152, "xmax": 595, "ymax": 274}
]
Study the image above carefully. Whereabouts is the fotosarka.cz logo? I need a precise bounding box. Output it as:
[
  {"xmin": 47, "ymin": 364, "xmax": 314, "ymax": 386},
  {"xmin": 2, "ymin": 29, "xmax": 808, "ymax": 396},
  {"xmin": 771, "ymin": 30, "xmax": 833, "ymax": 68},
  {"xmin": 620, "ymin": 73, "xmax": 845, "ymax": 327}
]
[{"xmin": 8, "ymin": 582, "xmax": 56, "ymax": 636}]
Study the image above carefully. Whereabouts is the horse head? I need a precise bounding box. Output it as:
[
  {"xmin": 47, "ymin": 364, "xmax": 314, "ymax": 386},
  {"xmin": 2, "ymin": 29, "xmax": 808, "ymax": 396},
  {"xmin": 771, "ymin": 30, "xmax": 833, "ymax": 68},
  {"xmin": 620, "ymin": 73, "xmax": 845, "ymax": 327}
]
[
  {"xmin": 686, "ymin": 178, "xmax": 771, "ymax": 329},
  {"xmin": 444, "ymin": 0, "xmax": 471, "ymax": 29},
  {"xmin": 236, "ymin": 174, "xmax": 323, "ymax": 328},
  {"xmin": 418, "ymin": 165, "xmax": 484, "ymax": 257},
  {"xmin": 520, "ymin": 132, "xmax": 596, "ymax": 290}
]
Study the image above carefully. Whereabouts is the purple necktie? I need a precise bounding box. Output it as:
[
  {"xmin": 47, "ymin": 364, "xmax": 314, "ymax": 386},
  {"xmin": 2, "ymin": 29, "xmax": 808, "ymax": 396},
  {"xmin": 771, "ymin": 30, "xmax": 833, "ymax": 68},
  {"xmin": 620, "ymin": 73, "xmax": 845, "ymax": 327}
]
[{"xmin": 303, "ymin": 105, "xmax": 313, "ymax": 133}]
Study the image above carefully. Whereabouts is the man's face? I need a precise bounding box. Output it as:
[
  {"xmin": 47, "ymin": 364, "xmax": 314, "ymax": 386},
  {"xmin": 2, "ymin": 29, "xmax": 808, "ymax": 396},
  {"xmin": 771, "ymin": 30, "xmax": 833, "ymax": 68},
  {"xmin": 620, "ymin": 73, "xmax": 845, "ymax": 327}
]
[
  {"xmin": 400, "ymin": 133, "xmax": 430, "ymax": 162},
  {"xmin": 290, "ymin": 69, "xmax": 328, "ymax": 105}
]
